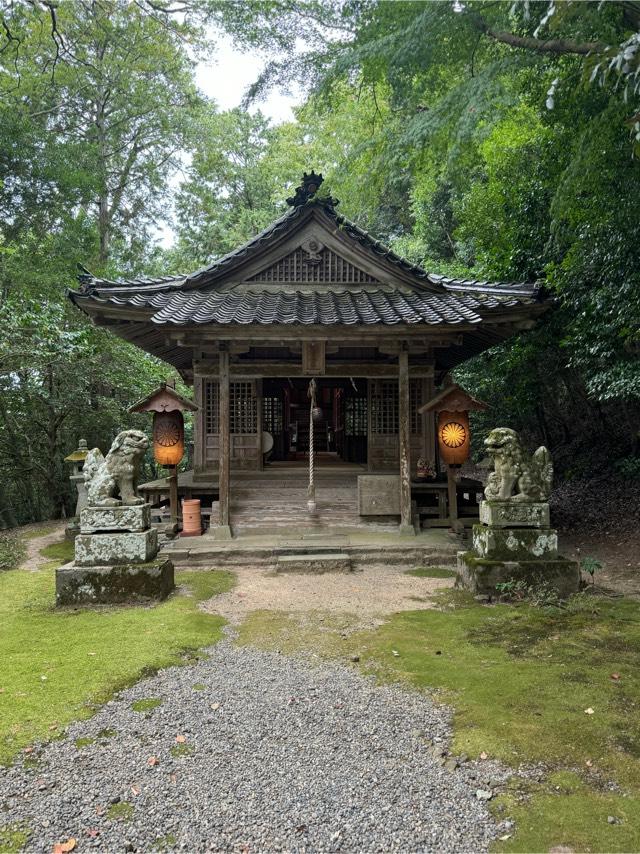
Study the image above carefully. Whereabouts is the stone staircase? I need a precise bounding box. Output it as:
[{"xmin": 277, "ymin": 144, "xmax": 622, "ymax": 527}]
[{"xmin": 210, "ymin": 474, "xmax": 400, "ymax": 537}]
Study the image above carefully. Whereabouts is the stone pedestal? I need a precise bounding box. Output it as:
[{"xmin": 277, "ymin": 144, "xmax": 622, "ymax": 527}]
[
  {"xmin": 56, "ymin": 502, "xmax": 173, "ymax": 606},
  {"xmin": 80, "ymin": 504, "xmax": 151, "ymax": 534},
  {"xmin": 74, "ymin": 528, "xmax": 158, "ymax": 566},
  {"xmin": 457, "ymin": 500, "xmax": 579, "ymax": 598},
  {"xmin": 56, "ymin": 560, "xmax": 174, "ymax": 606}
]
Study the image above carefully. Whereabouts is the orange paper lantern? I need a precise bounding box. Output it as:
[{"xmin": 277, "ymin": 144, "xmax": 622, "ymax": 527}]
[
  {"xmin": 152, "ymin": 410, "xmax": 184, "ymax": 466},
  {"xmin": 437, "ymin": 410, "xmax": 471, "ymax": 465}
]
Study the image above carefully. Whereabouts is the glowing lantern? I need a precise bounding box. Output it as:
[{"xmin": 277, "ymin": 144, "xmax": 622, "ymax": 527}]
[
  {"xmin": 153, "ymin": 410, "xmax": 185, "ymax": 466},
  {"xmin": 437, "ymin": 410, "xmax": 471, "ymax": 465},
  {"xmin": 419, "ymin": 383, "xmax": 488, "ymax": 467},
  {"xmin": 129, "ymin": 381, "xmax": 198, "ymax": 468}
]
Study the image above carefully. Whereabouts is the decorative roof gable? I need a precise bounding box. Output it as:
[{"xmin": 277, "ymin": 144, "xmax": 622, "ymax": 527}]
[{"xmin": 246, "ymin": 244, "xmax": 380, "ymax": 286}]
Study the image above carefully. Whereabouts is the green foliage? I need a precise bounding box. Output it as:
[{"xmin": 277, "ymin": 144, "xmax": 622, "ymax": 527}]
[
  {"xmin": 580, "ymin": 556, "xmax": 603, "ymax": 580},
  {"xmin": 0, "ymin": 535, "xmax": 26, "ymax": 572}
]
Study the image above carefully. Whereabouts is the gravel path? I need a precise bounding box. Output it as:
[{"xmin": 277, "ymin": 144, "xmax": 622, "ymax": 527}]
[{"xmin": 2, "ymin": 639, "xmax": 512, "ymax": 853}]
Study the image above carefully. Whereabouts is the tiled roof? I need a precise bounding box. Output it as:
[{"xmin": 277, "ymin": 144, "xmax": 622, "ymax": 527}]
[
  {"xmin": 70, "ymin": 190, "xmax": 545, "ymax": 329},
  {"xmin": 79, "ymin": 286, "xmax": 536, "ymax": 327}
]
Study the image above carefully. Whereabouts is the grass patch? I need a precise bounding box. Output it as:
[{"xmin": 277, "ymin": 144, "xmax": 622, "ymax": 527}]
[
  {"xmin": 131, "ymin": 697, "xmax": 163, "ymax": 713},
  {"xmin": 404, "ymin": 566, "xmax": 457, "ymax": 579},
  {"xmin": 153, "ymin": 833, "xmax": 177, "ymax": 850},
  {"xmin": 107, "ymin": 801, "xmax": 134, "ymax": 822},
  {"xmin": 170, "ymin": 742, "xmax": 194, "ymax": 758},
  {"xmin": 0, "ymin": 823, "xmax": 29, "ymax": 853},
  {"xmin": 74, "ymin": 736, "xmax": 94, "ymax": 748},
  {"xmin": 192, "ymin": 682, "xmax": 206, "ymax": 691},
  {"xmin": 39, "ymin": 539, "xmax": 74, "ymax": 564},
  {"xmin": 238, "ymin": 592, "xmax": 640, "ymax": 852},
  {"xmin": 0, "ymin": 566, "xmax": 234, "ymax": 765},
  {"xmin": 97, "ymin": 727, "xmax": 117, "ymax": 739}
]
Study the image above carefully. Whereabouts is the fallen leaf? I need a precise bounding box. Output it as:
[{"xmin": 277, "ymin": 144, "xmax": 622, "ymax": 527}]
[
  {"xmin": 210, "ymin": 703, "xmax": 220, "ymax": 711},
  {"xmin": 586, "ymin": 759, "xmax": 593, "ymax": 767},
  {"xmin": 87, "ymin": 652, "xmax": 97, "ymax": 657},
  {"xmin": 169, "ymin": 773, "xmax": 177, "ymax": 784},
  {"xmin": 147, "ymin": 756, "xmax": 159, "ymax": 767},
  {"xmin": 479, "ymin": 751, "xmax": 488, "ymax": 760},
  {"xmin": 391, "ymin": 650, "xmax": 400, "ymax": 657},
  {"xmin": 130, "ymin": 785, "xmax": 141, "ymax": 797},
  {"xmin": 175, "ymin": 735, "xmax": 186, "ymax": 744},
  {"xmin": 23, "ymin": 746, "xmax": 33, "ymax": 754},
  {"xmin": 584, "ymin": 708, "xmax": 595, "ymax": 715},
  {"xmin": 40, "ymin": 675, "xmax": 48, "ymax": 681},
  {"xmin": 95, "ymin": 806, "xmax": 106, "ymax": 816},
  {"xmin": 499, "ymin": 835, "xmax": 512, "ymax": 842},
  {"xmin": 53, "ymin": 838, "xmax": 76, "ymax": 853},
  {"xmin": 610, "ymin": 673, "xmax": 621, "ymax": 681},
  {"xmin": 48, "ymin": 724, "xmax": 58, "ymax": 731},
  {"xmin": 85, "ymin": 829, "xmax": 99, "ymax": 839}
]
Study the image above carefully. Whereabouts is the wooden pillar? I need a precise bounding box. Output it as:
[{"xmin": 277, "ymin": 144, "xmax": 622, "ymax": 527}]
[
  {"xmin": 398, "ymin": 348, "xmax": 415, "ymax": 536},
  {"xmin": 447, "ymin": 465, "xmax": 459, "ymax": 528},
  {"xmin": 366, "ymin": 378, "xmax": 373, "ymax": 472},
  {"xmin": 421, "ymin": 374, "xmax": 436, "ymax": 464},
  {"xmin": 256, "ymin": 378, "xmax": 264, "ymax": 471},
  {"xmin": 215, "ymin": 344, "xmax": 232, "ymax": 539}
]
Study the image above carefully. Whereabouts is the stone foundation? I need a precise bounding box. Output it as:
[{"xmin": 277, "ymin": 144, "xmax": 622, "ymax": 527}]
[
  {"xmin": 457, "ymin": 551, "xmax": 580, "ymax": 599},
  {"xmin": 472, "ymin": 524, "xmax": 558, "ymax": 561},
  {"xmin": 479, "ymin": 500, "xmax": 550, "ymax": 528},
  {"xmin": 74, "ymin": 528, "xmax": 158, "ymax": 566},
  {"xmin": 56, "ymin": 559, "xmax": 174, "ymax": 606},
  {"xmin": 80, "ymin": 504, "xmax": 151, "ymax": 534}
]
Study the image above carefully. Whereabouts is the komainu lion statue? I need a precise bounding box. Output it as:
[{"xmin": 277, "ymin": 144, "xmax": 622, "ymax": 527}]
[
  {"xmin": 484, "ymin": 427, "xmax": 553, "ymax": 502},
  {"xmin": 83, "ymin": 430, "xmax": 149, "ymax": 507}
]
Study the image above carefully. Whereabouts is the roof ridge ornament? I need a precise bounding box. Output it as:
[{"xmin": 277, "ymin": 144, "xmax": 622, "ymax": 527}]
[{"xmin": 286, "ymin": 170, "xmax": 339, "ymax": 209}]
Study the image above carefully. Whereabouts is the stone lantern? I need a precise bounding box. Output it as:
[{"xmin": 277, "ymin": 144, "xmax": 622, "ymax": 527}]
[{"xmin": 64, "ymin": 438, "xmax": 91, "ymax": 540}]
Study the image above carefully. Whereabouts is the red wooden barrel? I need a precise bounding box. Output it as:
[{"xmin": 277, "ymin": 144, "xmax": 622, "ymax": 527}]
[{"xmin": 181, "ymin": 498, "xmax": 202, "ymax": 537}]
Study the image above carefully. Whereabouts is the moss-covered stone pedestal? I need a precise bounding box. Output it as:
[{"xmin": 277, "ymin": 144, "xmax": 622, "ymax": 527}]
[
  {"xmin": 55, "ymin": 503, "xmax": 174, "ymax": 606},
  {"xmin": 457, "ymin": 500, "xmax": 579, "ymax": 597},
  {"xmin": 56, "ymin": 559, "xmax": 174, "ymax": 605}
]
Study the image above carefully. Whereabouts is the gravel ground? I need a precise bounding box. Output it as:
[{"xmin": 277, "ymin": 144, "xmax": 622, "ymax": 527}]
[
  {"xmin": 2, "ymin": 638, "xmax": 514, "ymax": 853},
  {"xmin": 203, "ymin": 565, "xmax": 455, "ymax": 627}
]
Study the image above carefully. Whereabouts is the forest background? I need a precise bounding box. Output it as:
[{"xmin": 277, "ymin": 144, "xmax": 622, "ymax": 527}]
[{"xmin": 0, "ymin": 0, "xmax": 639, "ymax": 527}]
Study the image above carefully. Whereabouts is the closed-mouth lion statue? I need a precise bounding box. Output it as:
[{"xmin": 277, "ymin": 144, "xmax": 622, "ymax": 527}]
[
  {"xmin": 484, "ymin": 427, "xmax": 553, "ymax": 502},
  {"xmin": 83, "ymin": 429, "xmax": 149, "ymax": 507}
]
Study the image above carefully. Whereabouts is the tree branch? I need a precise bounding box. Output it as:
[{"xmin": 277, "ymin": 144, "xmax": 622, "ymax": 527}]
[{"xmin": 468, "ymin": 11, "xmax": 607, "ymax": 57}]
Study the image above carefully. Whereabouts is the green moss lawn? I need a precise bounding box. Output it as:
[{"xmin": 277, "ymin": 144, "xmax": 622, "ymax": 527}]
[
  {"xmin": 239, "ymin": 590, "xmax": 640, "ymax": 853},
  {"xmin": 0, "ymin": 541, "xmax": 233, "ymax": 765}
]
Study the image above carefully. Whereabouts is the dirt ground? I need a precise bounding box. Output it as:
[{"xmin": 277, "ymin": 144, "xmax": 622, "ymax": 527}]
[
  {"xmin": 562, "ymin": 532, "xmax": 640, "ymax": 598},
  {"xmin": 202, "ymin": 564, "xmax": 455, "ymax": 627},
  {"xmin": 18, "ymin": 520, "xmax": 66, "ymax": 571}
]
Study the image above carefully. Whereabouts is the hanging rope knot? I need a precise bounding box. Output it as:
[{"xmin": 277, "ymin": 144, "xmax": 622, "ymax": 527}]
[{"xmin": 307, "ymin": 378, "xmax": 317, "ymax": 511}]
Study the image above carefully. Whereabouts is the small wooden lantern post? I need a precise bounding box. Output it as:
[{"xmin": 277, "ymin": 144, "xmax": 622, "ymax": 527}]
[
  {"xmin": 129, "ymin": 382, "xmax": 198, "ymax": 532},
  {"xmin": 419, "ymin": 384, "xmax": 488, "ymax": 531}
]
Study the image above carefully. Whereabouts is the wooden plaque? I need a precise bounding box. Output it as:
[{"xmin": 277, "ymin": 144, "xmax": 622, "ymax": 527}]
[{"xmin": 302, "ymin": 341, "xmax": 326, "ymax": 375}]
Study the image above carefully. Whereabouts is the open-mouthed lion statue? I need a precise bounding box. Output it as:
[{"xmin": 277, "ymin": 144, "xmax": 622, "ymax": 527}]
[
  {"xmin": 83, "ymin": 429, "xmax": 149, "ymax": 507},
  {"xmin": 484, "ymin": 427, "xmax": 553, "ymax": 502}
]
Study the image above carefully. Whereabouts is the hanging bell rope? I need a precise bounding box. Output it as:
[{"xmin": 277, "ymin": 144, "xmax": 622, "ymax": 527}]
[{"xmin": 307, "ymin": 378, "xmax": 317, "ymax": 513}]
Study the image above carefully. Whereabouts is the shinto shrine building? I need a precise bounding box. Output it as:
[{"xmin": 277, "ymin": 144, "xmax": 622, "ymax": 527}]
[{"xmin": 69, "ymin": 172, "xmax": 549, "ymax": 543}]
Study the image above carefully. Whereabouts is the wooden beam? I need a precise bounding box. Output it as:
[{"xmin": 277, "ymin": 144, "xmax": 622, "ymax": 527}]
[
  {"xmin": 194, "ymin": 361, "xmax": 435, "ymax": 379},
  {"xmin": 215, "ymin": 345, "xmax": 232, "ymax": 539},
  {"xmin": 166, "ymin": 326, "xmax": 477, "ymax": 343},
  {"xmin": 398, "ymin": 348, "xmax": 415, "ymax": 536}
]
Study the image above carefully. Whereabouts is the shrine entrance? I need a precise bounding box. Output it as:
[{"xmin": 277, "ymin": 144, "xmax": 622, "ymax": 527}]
[{"xmin": 262, "ymin": 377, "xmax": 368, "ymax": 465}]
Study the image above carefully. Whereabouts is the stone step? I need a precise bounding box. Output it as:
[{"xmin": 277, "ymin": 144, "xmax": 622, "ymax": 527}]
[{"xmin": 276, "ymin": 552, "xmax": 353, "ymax": 574}]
